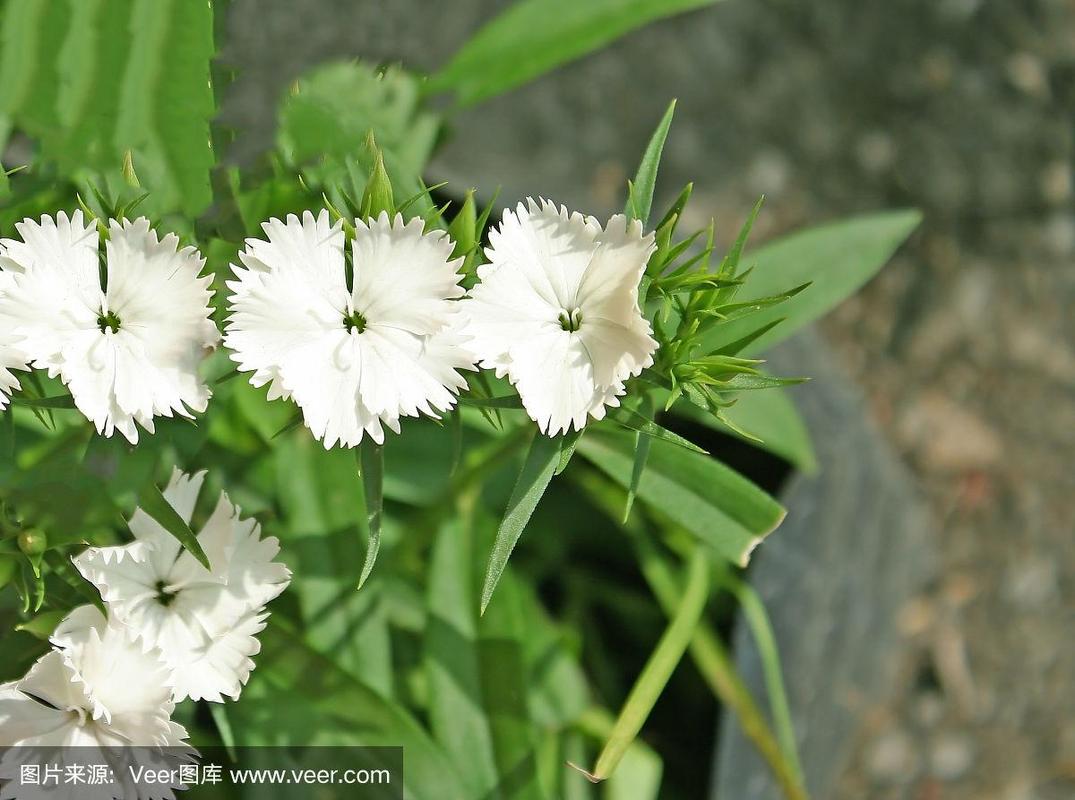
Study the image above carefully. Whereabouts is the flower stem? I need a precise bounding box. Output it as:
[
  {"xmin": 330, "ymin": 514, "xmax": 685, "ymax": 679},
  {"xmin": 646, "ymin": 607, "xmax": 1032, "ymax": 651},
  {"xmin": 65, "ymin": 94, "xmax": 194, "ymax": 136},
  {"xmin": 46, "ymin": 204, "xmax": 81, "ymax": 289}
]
[
  {"xmin": 586, "ymin": 547, "xmax": 710, "ymax": 782},
  {"xmin": 721, "ymin": 573, "xmax": 805, "ymax": 785},
  {"xmin": 637, "ymin": 540, "xmax": 809, "ymax": 800}
]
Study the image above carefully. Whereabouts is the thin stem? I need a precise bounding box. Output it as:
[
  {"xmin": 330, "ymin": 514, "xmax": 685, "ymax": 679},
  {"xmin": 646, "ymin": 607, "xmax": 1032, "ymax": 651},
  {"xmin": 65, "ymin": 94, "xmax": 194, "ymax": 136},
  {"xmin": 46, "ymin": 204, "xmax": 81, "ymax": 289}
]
[
  {"xmin": 639, "ymin": 540, "xmax": 808, "ymax": 800},
  {"xmin": 587, "ymin": 547, "xmax": 710, "ymax": 782},
  {"xmin": 575, "ymin": 468, "xmax": 808, "ymax": 800},
  {"xmin": 722, "ymin": 573, "xmax": 805, "ymax": 784}
]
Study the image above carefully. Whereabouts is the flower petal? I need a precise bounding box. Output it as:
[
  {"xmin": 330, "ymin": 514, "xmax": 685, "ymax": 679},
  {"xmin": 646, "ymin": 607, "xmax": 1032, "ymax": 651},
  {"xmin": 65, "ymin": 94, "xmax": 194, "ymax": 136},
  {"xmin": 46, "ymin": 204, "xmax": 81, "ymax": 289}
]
[
  {"xmin": 352, "ymin": 212, "xmax": 465, "ymax": 335},
  {"xmin": 0, "ymin": 211, "xmax": 101, "ymax": 376},
  {"xmin": 227, "ymin": 211, "xmax": 474, "ymax": 447},
  {"xmin": 509, "ymin": 327, "xmax": 624, "ymax": 435},
  {"xmin": 462, "ymin": 201, "xmax": 656, "ymax": 433}
]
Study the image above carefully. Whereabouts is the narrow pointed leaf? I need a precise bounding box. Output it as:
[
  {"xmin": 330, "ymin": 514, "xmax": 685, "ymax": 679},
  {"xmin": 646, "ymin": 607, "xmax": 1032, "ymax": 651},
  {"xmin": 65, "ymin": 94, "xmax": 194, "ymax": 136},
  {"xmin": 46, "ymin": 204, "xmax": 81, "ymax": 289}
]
[
  {"xmin": 10, "ymin": 394, "xmax": 76, "ymax": 410},
  {"xmin": 625, "ymin": 99, "xmax": 676, "ymax": 224},
  {"xmin": 480, "ymin": 432, "xmax": 562, "ymax": 613},
  {"xmin": 430, "ymin": 0, "xmax": 723, "ymax": 106},
  {"xmin": 608, "ymin": 406, "xmax": 707, "ymax": 454},
  {"xmin": 138, "ymin": 481, "xmax": 210, "ymax": 570},
  {"xmin": 555, "ymin": 429, "xmax": 585, "ymax": 475},
  {"xmin": 357, "ymin": 439, "xmax": 384, "ymax": 589}
]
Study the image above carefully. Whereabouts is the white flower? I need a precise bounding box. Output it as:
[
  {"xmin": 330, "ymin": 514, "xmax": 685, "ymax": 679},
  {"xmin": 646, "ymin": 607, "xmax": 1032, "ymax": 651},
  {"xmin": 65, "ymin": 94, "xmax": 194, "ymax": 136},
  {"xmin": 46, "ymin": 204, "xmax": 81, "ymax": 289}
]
[
  {"xmin": 0, "ymin": 212, "xmax": 220, "ymax": 443},
  {"xmin": 73, "ymin": 470, "xmax": 291, "ymax": 703},
  {"xmin": 460, "ymin": 199, "xmax": 658, "ymax": 435},
  {"xmin": 0, "ymin": 606, "xmax": 185, "ymax": 747},
  {"xmin": 224, "ymin": 210, "xmax": 475, "ymax": 448},
  {"xmin": 0, "ymin": 270, "xmax": 29, "ymax": 409}
]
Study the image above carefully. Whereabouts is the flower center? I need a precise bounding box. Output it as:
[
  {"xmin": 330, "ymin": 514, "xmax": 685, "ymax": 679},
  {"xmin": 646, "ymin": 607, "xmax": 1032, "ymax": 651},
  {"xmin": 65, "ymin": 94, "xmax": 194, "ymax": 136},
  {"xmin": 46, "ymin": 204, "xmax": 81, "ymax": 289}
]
[
  {"xmin": 155, "ymin": 580, "xmax": 177, "ymax": 607},
  {"xmin": 558, "ymin": 307, "xmax": 583, "ymax": 333},
  {"xmin": 67, "ymin": 705, "xmax": 88, "ymax": 727},
  {"xmin": 97, "ymin": 310, "xmax": 122, "ymax": 334},
  {"xmin": 343, "ymin": 310, "xmax": 368, "ymax": 334}
]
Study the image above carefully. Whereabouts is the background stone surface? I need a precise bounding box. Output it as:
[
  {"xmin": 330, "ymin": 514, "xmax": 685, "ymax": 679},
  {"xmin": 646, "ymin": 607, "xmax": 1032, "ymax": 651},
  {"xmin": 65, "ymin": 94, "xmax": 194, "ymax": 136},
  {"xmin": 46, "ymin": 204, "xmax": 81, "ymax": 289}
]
[{"xmin": 222, "ymin": 1, "xmax": 1075, "ymax": 797}]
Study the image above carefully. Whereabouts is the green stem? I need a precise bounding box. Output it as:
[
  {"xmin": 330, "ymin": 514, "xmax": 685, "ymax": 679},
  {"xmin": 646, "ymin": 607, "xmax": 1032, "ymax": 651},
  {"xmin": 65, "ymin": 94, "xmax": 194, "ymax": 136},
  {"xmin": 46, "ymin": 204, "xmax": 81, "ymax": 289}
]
[
  {"xmin": 574, "ymin": 468, "xmax": 808, "ymax": 800},
  {"xmin": 641, "ymin": 543, "xmax": 808, "ymax": 800},
  {"xmin": 588, "ymin": 548, "xmax": 710, "ymax": 782},
  {"xmin": 722, "ymin": 573, "xmax": 804, "ymax": 785}
]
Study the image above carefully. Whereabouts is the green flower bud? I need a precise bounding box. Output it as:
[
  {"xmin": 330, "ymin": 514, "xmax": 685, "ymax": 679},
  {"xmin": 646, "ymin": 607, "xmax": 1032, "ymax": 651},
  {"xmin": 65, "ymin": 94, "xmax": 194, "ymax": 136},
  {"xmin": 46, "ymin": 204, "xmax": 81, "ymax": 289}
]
[
  {"xmin": 360, "ymin": 133, "xmax": 395, "ymax": 220},
  {"xmin": 17, "ymin": 529, "xmax": 47, "ymax": 557}
]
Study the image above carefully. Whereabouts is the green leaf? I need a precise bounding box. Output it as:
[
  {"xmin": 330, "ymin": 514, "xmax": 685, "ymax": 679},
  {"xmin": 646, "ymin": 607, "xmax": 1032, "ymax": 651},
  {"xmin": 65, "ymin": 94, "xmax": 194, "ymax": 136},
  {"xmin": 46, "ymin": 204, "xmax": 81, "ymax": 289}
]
[
  {"xmin": 481, "ymin": 432, "xmax": 562, "ymax": 613},
  {"xmin": 578, "ymin": 428, "xmax": 785, "ymax": 565},
  {"xmin": 114, "ymin": 0, "xmax": 216, "ymax": 215},
  {"xmin": 704, "ymin": 210, "xmax": 921, "ymax": 355},
  {"xmin": 235, "ymin": 617, "xmax": 469, "ymax": 799},
  {"xmin": 14, "ymin": 609, "xmax": 67, "ymax": 640},
  {"xmin": 674, "ymin": 386, "xmax": 817, "ymax": 474},
  {"xmin": 555, "ymin": 428, "xmax": 585, "ymax": 475},
  {"xmin": 137, "ymin": 480, "xmax": 210, "ymax": 570},
  {"xmin": 478, "ymin": 566, "xmax": 546, "ymax": 799},
  {"xmin": 426, "ymin": 518, "xmax": 501, "ymax": 797},
  {"xmin": 10, "ymin": 395, "xmax": 76, "ymax": 410},
  {"xmin": 0, "ymin": 0, "xmax": 70, "ymax": 138},
  {"xmin": 274, "ymin": 436, "xmax": 394, "ymax": 695},
  {"xmin": 588, "ymin": 548, "xmax": 710, "ymax": 781},
  {"xmin": 208, "ymin": 702, "xmax": 237, "ymax": 761},
  {"xmin": 357, "ymin": 439, "xmax": 384, "ymax": 589},
  {"xmin": 607, "ymin": 407, "xmax": 707, "ymax": 455},
  {"xmin": 430, "ymin": 0, "xmax": 723, "ymax": 106},
  {"xmin": 278, "ymin": 61, "xmax": 439, "ymax": 202},
  {"xmin": 625, "ymin": 100, "xmax": 676, "ymax": 224},
  {"xmin": 461, "ymin": 394, "xmax": 525, "ymax": 410}
]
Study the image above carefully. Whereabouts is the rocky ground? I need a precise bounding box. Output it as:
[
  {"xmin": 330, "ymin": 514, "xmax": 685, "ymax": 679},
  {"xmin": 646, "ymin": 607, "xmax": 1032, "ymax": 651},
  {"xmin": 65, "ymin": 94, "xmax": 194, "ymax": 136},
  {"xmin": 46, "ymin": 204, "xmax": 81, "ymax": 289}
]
[{"xmin": 222, "ymin": 0, "xmax": 1075, "ymax": 796}]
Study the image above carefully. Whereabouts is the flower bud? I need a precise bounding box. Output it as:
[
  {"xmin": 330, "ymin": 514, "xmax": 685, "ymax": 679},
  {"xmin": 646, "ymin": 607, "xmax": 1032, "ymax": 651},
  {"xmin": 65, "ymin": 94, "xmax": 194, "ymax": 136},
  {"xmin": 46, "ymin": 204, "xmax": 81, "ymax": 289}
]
[{"xmin": 17, "ymin": 528, "xmax": 47, "ymax": 557}]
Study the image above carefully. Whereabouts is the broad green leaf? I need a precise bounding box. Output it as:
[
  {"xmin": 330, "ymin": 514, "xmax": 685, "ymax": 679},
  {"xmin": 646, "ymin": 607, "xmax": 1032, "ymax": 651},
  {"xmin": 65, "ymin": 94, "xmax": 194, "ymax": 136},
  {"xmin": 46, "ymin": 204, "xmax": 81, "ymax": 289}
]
[
  {"xmin": 481, "ymin": 432, "xmax": 562, "ymax": 613},
  {"xmin": 426, "ymin": 518, "xmax": 501, "ymax": 797},
  {"xmin": 274, "ymin": 435, "xmax": 393, "ymax": 695},
  {"xmin": 625, "ymin": 100, "xmax": 676, "ymax": 224},
  {"xmin": 674, "ymin": 386, "xmax": 817, "ymax": 474},
  {"xmin": 478, "ymin": 567, "xmax": 545, "ymax": 799},
  {"xmin": 47, "ymin": 0, "xmax": 133, "ymax": 171},
  {"xmin": 0, "ymin": 0, "xmax": 70, "ymax": 138},
  {"xmin": 704, "ymin": 210, "xmax": 921, "ymax": 355},
  {"xmin": 578, "ymin": 428, "xmax": 785, "ymax": 565},
  {"xmin": 137, "ymin": 480, "xmax": 210, "ymax": 569},
  {"xmin": 430, "ymin": 0, "xmax": 723, "ymax": 106},
  {"xmin": 114, "ymin": 0, "xmax": 216, "ymax": 215},
  {"xmin": 234, "ymin": 618, "xmax": 469, "ymax": 800}
]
